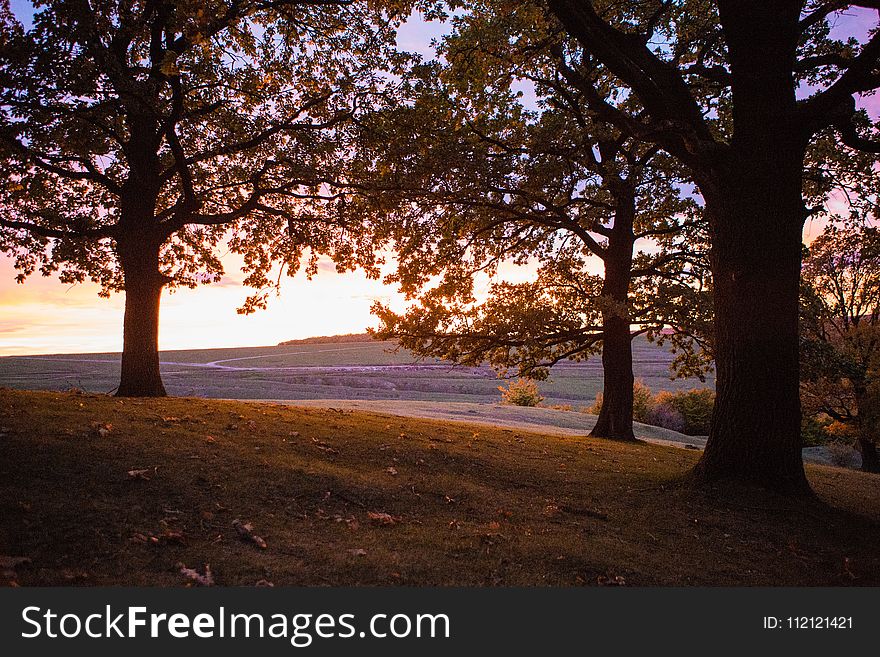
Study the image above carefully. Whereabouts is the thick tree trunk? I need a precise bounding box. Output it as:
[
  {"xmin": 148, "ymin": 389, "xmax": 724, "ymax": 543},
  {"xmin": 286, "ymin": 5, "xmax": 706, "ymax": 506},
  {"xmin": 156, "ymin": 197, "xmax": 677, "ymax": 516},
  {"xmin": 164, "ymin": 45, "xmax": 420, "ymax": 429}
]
[
  {"xmin": 116, "ymin": 234, "xmax": 167, "ymax": 398},
  {"xmin": 857, "ymin": 433, "xmax": 880, "ymax": 473},
  {"xmin": 591, "ymin": 182, "xmax": 636, "ymax": 441},
  {"xmin": 853, "ymin": 385, "xmax": 880, "ymax": 474},
  {"xmin": 591, "ymin": 314, "xmax": 635, "ymax": 440},
  {"xmin": 692, "ymin": 2, "xmax": 810, "ymax": 493}
]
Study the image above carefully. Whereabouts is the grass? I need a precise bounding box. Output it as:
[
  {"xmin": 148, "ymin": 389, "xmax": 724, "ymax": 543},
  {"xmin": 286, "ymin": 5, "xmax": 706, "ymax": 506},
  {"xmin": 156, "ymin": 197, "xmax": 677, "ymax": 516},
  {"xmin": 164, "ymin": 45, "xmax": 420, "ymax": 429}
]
[
  {"xmin": 0, "ymin": 336, "xmax": 712, "ymax": 405},
  {"xmin": 1, "ymin": 388, "xmax": 878, "ymax": 587}
]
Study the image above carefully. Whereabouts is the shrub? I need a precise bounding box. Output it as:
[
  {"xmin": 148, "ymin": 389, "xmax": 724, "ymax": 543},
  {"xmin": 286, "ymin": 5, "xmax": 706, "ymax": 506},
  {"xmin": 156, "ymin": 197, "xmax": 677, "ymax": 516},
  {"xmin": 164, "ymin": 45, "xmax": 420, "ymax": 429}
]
[
  {"xmin": 659, "ymin": 389, "xmax": 715, "ymax": 435},
  {"xmin": 588, "ymin": 383, "xmax": 714, "ymax": 435},
  {"xmin": 499, "ymin": 378, "xmax": 544, "ymax": 407},
  {"xmin": 589, "ymin": 380, "xmax": 654, "ymax": 421},
  {"xmin": 828, "ymin": 440, "xmax": 857, "ymax": 468},
  {"xmin": 645, "ymin": 403, "xmax": 686, "ymax": 433}
]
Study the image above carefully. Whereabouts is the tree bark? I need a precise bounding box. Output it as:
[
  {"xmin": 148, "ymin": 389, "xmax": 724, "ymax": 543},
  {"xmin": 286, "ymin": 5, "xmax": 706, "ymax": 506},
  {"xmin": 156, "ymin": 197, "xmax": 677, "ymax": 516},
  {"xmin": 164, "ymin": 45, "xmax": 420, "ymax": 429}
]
[
  {"xmin": 859, "ymin": 434, "xmax": 880, "ymax": 473},
  {"xmin": 853, "ymin": 384, "xmax": 880, "ymax": 474},
  {"xmin": 592, "ymin": 313, "xmax": 635, "ymax": 440},
  {"xmin": 115, "ymin": 227, "xmax": 168, "ymax": 397},
  {"xmin": 691, "ymin": 2, "xmax": 810, "ymax": 493},
  {"xmin": 591, "ymin": 181, "xmax": 636, "ymax": 441},
  {"xmin": 546, "ymin": 0, "xmax": 814, "ymax": 491}
]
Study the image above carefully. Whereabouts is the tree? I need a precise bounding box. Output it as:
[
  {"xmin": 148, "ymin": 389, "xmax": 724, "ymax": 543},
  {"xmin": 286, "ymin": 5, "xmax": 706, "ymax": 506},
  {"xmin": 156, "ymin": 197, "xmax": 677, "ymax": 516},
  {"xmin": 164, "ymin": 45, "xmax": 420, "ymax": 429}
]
[
  {"xmin": 0, "ymin": 0, "xmax": 401, "ymax": 396},
  {"xmin": 359, "ymin": 26, "xmax": 710, "ymax": 440},
  {"xmin": 542, "ymin": 0, "xmax": 880, "ymax": 492},
  {"xmin": 801, "ymin": 222, "xmax": 880, "ymax": 472}
]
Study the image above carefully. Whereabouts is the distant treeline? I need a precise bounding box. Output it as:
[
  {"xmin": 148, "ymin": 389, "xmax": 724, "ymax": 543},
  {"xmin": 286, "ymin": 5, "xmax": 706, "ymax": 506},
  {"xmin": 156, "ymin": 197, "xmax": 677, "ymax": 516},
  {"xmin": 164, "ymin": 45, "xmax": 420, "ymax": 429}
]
[{"xmin": 277, "ymin": 333, "xmax": 383, "ymax": 346}]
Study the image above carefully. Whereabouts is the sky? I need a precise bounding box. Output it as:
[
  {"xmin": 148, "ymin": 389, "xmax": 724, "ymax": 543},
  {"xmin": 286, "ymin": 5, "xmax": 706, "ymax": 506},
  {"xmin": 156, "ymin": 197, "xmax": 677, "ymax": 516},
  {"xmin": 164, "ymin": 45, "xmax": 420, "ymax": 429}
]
[{"xmin": 0, "ymin": 4, "xmax": 877, "ymax": 356}]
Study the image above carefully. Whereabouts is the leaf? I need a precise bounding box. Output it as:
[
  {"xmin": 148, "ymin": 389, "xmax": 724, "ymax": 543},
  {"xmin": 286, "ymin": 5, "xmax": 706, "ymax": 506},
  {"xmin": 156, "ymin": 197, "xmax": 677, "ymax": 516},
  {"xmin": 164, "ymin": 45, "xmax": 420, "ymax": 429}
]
[
  {"xmin": 159, "ymin": 50, "xmax": 180, "ymax": 76},
  {"xmin": 0, "ymin": 556, "xmax": 31, "ymax": 570},
  {"xmin": 367, "ymin": 511, "xmax": 400, "ymax": 526},
  {"xmin": 385, "ymin": 466, "xmax": 399, "ymax": 476},
  {"xmin": 232, "ymin": 519, "xmax": 267, "ymax": 549},
  {"xmin": 90, "ymin": 422, "xmax": 112, "ymax": 438},
  {"xmin": 597, "ymin": 574, "xmax": 626, "ymax": 586},
  {"xmin": 130, "ymin": 530, "xmax": 185, "ymax": 546},
  {"xmin": 127, "ymin": 468, "xmax": 152, "ymax": 481},
  {"xmin": 312, "ymin": 438, "xmax": 339, "ymax": 455},
  {"xmin": 177, "ymin": 562, "xmax": 214, "ymax": 586},
  {"xmin": 347, "ymin": 548, "xmax": 367, "ymax": 557}
]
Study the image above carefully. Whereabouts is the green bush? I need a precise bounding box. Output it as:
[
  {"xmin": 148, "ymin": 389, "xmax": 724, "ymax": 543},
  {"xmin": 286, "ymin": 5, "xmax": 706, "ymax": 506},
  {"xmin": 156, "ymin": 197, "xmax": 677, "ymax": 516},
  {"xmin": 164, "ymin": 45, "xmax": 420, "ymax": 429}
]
[
  {"xmin": 632, "ymin": 381, "xmax": 655, "ymax": 424},
  {"xmin": 589, "ymin": 380, "xmax": 654, "ymax": 420},
  {"xmin": 588, "ymin": 383, "xmax": 714, "ymax": 435},
  {"xmin": 499, "ymin": 378, "xmax": 544, "ymax": 407},
  {"xmin": 657, "ymin": 388, "xmax": 715, "ymax": 435}
]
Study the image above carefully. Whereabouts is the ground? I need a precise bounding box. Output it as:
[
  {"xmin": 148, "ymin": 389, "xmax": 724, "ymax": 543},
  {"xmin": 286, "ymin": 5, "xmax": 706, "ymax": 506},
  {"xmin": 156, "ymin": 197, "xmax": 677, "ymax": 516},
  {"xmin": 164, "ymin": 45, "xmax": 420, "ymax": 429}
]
[
  {"xmin": 1, "ymin": 389, "xmax": 878, "ymax": 587},
  {"xmin": 0, "ymin": 336, "xmax": 710, "ymax": 404}
]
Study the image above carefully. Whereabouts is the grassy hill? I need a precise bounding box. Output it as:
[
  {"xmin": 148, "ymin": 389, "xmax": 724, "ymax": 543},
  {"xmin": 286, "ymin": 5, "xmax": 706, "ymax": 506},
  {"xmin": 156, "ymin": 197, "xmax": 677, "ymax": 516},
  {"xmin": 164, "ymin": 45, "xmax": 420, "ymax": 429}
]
[
  {"xmin": 0, "ymin": 335, "xmax": 712, "ymax": 404},
  {"xmin": 1, "ymin": 389, "xmax": 877, "ymax": 586}
]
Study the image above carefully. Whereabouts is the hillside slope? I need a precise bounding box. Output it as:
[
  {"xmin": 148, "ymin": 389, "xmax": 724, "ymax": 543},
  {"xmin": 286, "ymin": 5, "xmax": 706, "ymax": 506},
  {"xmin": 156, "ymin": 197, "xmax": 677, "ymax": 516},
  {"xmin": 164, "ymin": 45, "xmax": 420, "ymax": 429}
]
[{"xmin": 1, "ymin": 389, "xmax": 877, "ymax": 586}]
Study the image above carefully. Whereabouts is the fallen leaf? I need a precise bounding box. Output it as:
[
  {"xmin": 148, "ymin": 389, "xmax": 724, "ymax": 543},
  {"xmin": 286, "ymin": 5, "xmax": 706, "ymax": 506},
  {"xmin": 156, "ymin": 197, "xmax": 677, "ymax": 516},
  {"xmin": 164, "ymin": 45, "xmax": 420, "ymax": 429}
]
[
  {"xmin": 158, "ymin": 530, "xmax": 185, "ymax": 546},
  {"xmin": 597, "ymin": 574, "xmax": 626, "ymax": 586},
  {"xmin": 89, "ymin": 422, "xmax": 112, "ymax": 438},
  {"xmin": 255, "ymin": 579, "xmax": 274, "ymax": 587},
  {"xmin": 347, "ymin": 548, "xmax": 367, "ymax": 557},
  {"xmin": 232, "ymin": 519, "xmax": 267, "ymax": 549},
  {"xmin": 385, "ymin": 467, "xmax": 398, "ymax": 476},
  {"xmin": 127, "ymin": 468, "xmax": 152, "ymax": 481},
  {"xmin": 177, "ymin": 562, "xmax": 214, "ymax": 586},
  {"xmin": 312, "ymin": 438, "xmax": 339, "ymax": 455},
  {"xmin": 0, "ymin": 556, "xmax": 31, "ymax": 570},
  {"xmin": 367, "ymin": 511, "xmax": 400, "ymax": 526}
]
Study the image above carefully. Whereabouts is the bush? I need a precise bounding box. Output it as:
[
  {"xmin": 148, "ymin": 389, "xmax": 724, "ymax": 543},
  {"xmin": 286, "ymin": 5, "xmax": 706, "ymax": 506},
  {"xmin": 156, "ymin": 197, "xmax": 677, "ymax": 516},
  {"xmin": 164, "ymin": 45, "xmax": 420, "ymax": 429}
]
[
  {"xmin": 645, "ymin": 403, "xmax": 686, "ymax": 433},
  {"xmin": 589, "ymin": 380, "xmax": 654, "ymax": 421},
  {"xmin": 659, "ymin": 389, "xmax": 715, "ymax": 435},
  {"xmin": 499, "ymin": 378, "xmax": 544, "ymax": 407},
  {"xmin": 828, "ymin": 440, "xmax": 857, "ymax": 468},
  {"xmin": 588, "ymin": 383, "xmax": 714, "ymax": 435}
]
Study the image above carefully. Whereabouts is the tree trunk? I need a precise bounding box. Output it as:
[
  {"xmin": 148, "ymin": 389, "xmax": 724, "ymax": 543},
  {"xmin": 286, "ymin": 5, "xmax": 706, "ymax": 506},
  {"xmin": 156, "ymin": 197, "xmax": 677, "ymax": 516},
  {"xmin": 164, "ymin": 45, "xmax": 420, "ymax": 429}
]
[
  {"xmin": 853, "ymin": 384, "xmax": 880, "ymax": 474},
  {"xmin": 591, "ymin": 313, "xmax": 635, "ymax": 440},
  {"xmin": 116, "ymin": 235, "xmax": 167, "ymax": 397},
  {"xmin": 591, "ymin": 181, "xmax": 636, "ymax": 441},
  {"xmin": 692, "ymin": 2, "xmax": 810, "ymax": 493}
]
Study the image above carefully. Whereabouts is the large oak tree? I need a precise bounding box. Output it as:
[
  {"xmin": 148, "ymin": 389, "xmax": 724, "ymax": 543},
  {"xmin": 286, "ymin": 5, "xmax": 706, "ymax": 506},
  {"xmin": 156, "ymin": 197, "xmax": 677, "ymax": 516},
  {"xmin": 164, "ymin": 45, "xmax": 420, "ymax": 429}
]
[
  {"xmin": 541, "ymin": 0, "xmax": 880, "ymax": 492},
  {"xmin": 801, "ymin": 221, "xmax": 880, "ymax": 472},
  {"xmin": 360, "ymin": 35, "xmax": 710, "ymax": 441},
  {"xmin": 0, "ymin": 0, "xmax": 402, "ymax": 395}
]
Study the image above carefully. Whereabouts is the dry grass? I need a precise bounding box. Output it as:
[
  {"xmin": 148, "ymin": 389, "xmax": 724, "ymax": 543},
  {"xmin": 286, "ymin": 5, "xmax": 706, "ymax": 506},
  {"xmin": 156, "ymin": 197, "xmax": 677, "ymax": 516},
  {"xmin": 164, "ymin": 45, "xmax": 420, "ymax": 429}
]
[{"xmin": 0, "ymin": 389, "xmax": 878, "ymax": 587}]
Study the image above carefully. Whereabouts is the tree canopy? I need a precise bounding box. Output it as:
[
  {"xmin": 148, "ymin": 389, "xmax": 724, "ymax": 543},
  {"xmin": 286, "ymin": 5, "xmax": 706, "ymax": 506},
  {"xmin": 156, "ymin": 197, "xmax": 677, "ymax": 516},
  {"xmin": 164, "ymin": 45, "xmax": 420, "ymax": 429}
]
[
  {"xmin": 801, "ymin": 221, "xmax": 880, "ymax": 471},
  {"xmin": 353, "ymin": 6, "xmax": 712, "ymax": 439},
  {"xmin": 0, "ymin": 0, "xmax": 407, "ymax": 395}
]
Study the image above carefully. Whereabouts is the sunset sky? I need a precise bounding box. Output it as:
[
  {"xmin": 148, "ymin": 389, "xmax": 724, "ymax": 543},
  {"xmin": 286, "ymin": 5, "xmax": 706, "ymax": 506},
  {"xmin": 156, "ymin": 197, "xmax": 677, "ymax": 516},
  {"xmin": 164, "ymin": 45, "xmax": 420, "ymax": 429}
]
[{"xmin": 0, "ymin": 4, "xmax": 875, "ymax": 356}]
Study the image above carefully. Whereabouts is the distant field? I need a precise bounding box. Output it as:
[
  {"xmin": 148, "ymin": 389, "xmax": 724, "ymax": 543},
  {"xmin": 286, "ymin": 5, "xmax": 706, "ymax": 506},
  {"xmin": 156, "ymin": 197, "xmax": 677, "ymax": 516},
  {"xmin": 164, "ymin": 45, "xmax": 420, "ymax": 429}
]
[{"xmin": 0, "ymin": 336, "xmax": 713, "ymax": 404}]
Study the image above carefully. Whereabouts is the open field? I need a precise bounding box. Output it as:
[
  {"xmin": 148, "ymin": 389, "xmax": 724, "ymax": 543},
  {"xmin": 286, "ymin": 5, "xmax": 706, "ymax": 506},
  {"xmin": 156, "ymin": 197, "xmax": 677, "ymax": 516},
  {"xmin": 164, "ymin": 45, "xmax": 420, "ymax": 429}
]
[
  {"xmin": 0, "ymin": 335, "xmax": 711, "ymax": 404},
  {"xmin": 1, "ymin": 389, "xmax": 878, "ymax": 587}
]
